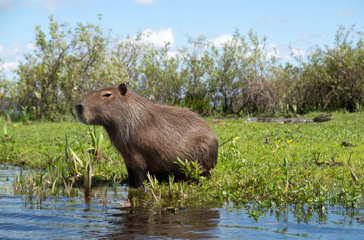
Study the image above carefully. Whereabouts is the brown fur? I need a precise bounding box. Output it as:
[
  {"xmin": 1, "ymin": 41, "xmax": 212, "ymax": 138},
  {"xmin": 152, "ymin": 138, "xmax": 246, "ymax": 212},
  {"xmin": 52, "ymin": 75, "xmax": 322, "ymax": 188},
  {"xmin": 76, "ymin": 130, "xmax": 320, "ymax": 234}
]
[{"xmin": 76, "ymin": 83, "xmax": 218, "ymax": 187}]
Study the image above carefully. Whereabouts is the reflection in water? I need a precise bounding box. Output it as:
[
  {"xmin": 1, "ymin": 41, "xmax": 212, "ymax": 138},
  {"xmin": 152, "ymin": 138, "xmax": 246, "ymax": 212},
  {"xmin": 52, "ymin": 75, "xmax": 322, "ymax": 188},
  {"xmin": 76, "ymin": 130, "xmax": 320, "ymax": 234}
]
[
  {"xmin": 102, "ymin": 188, "xmax": 220, "ymax": 239},
  {"xmin": 105, "ymin": 207, "xmax": 220, "ymax": 239},
  {"xmin": 2, "ymin": 165, "xmax": 364, "ymax": 239}
]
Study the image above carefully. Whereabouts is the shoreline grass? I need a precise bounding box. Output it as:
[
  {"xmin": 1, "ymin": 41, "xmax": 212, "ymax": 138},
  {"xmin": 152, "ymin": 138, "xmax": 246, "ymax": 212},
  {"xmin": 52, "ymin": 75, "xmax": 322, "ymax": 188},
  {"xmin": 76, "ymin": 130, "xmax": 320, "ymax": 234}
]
[{"xmin": 1, "ymin": 112, "xmax": 364, "ymax": 210}]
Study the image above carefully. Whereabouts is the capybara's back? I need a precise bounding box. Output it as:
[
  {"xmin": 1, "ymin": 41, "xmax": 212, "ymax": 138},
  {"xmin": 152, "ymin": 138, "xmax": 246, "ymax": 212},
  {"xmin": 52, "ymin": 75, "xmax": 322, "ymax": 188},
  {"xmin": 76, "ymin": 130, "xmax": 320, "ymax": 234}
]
[{"xmin": 76, "ymin": 83, "xmax": 218, "ymax": 187}]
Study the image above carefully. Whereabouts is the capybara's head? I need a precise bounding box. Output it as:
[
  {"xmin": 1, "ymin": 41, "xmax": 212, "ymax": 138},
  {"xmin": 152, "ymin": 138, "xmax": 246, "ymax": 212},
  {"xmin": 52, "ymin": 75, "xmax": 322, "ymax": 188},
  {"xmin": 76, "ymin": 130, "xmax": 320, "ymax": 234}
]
[{"xmin": 76, "ymin": 83, "xmax": 128, "ymax": 125}]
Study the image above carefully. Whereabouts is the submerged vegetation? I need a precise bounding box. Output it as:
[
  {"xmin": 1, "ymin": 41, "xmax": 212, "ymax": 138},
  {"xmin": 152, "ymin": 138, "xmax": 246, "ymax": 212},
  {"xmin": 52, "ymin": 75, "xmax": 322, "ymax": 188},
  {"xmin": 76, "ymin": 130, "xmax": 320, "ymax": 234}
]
[{"xmin": 1, "ymin": 112, "xmax": 364, "ymax": 214}]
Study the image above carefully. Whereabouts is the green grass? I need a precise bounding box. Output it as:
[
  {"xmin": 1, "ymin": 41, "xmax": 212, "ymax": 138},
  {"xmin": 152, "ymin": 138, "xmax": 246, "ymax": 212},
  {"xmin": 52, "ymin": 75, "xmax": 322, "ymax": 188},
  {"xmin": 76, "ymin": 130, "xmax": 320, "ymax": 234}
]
[
  {"xmin": 206, "ymin": 112, "xmax": 364, "ymax": 208},
  {"xmin": 0, "ymin": 121, "xmax": 127, "ymax": 181},
  {"xmin": 1, "ymin": 112, "xmax": 364, "ymax": 210}
]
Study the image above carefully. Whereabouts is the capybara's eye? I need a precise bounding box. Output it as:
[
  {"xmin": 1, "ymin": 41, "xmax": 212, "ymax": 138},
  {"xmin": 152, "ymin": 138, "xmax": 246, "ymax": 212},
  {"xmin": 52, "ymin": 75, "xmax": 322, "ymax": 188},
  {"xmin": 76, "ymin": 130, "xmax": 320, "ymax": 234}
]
[{"xmin": 103, "ymin": 93, "xmax": 112, "ymax": 97}]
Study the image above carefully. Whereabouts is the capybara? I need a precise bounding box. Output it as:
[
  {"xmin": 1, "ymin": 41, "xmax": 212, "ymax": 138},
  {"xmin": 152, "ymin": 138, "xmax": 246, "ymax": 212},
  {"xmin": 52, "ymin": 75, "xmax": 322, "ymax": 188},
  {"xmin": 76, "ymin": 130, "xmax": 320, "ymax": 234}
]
[{"xmin": 75, "ymin": 83, "xmax": 218, "ymax": 187}]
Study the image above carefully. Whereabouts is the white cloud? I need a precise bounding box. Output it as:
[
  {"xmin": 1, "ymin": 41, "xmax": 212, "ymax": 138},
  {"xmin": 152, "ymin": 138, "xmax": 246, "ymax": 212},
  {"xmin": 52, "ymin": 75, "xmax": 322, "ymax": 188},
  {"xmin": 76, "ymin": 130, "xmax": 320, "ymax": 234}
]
[
  {"xmin": 0, "ymin": 42, "xmax": 22, "ymax": 59},
  {"xmin": 26, "ymin": 43, "xmax": 37, "ymax": 51},
  {"xmin": 209, "ymin": 34, "xmax": 233, "ymax": 47},
  {"xmin": 0, "ymin": 0, "xmax": 13, "ymax": 11},
  {"xmin": 275, "ymin": 47, "xmax": 305, "ymax": 60},
  {"xmin": 337, "ymin": 9, "xmax": 357, "ymax": 17},
  {"xmin": 1, "ymin": 61, "xmax": 19, "ymax": 72},
  {"xmin": 265, "ymin": 44, "xmax": 279, "ymax": 59},
  {"xmin": 134, "ymin": 0, "xmax": 155, "ymax": 4},
  {"xmin": 261, "ymin": 44, "xmax": 306, "ymax": 61},
  {"xmin": 141, "ymin": 28, "xmax": 175, "ymax": 48},
  {"xmin": 250, "ymin": 44, "xmax": 285, "ymax": 60},
  {"xmin": 291, "ymin": 49, "xmax": 306, "ymax": 58},
  {"xmin": 21, "ymin": 0, "xmax": 77, "ymax": 11},
  {"xmin": 297, "ymin": 32, "xmax": 328, "ymax": 39},
  {"xmin": 0, "ymin": 42, "xmax": 37, "ymax": 72},
  {"xmin": 295, "ymin": 32, "xmax": 328, "ymax": 46},
  {"xmin": 167, "ymin": 50, "xmax": 178, "ymax": 59},
  {"xmin": 12, "ymin": 47, "xmax": 20, "ymax": 53},
  {"xmin": 256, "ymin": 16, "xmax": 288, "ymax": 24}
]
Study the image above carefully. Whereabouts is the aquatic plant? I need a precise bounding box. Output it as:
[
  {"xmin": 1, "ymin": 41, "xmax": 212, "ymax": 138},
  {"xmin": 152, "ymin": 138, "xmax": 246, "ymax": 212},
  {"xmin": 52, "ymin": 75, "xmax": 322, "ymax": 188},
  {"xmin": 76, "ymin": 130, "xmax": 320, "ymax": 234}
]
[
  {"xmin": 146, "ymin": 172, "xmax": 162, "ymax": 206},
  {"xmin": 100, "ymin": 185, "xmax": 109, "ymax": 208},
  {"xmin": 62, "ymin": 178, "xmax": 74, "ymax": 201},
  {"xmin": 1, "ymin": 112, "xmax": 364, "ymax": 211},
  {"xmin": 3, "ymin": 123, "xmax": 7, "ymax": 137},
  {"xmin": 33, "ymin": 171, "xmax": 45, "ymax": 204},
  {"xmin": 13, "ymin": 170, "xmax": 27, "ymax": 194},
  {"xmin": 279, "ymin": 158, "xmax": 289, "ymax": 192},
  {"xmin": 175, "ymin": 158, "xmax": 203, "ymax": 181},
  {"xmin": 67, "ymin": 126, "xmax": 104, "ymax": 199}
]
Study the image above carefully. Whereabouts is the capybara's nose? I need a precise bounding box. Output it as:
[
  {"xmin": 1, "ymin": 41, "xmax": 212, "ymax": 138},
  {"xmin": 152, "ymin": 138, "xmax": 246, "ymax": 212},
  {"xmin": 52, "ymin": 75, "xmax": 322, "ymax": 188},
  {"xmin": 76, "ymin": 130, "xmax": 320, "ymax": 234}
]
[{"xmin": 76, "ymin": 104, "xmax": 83, "ymax": 111}]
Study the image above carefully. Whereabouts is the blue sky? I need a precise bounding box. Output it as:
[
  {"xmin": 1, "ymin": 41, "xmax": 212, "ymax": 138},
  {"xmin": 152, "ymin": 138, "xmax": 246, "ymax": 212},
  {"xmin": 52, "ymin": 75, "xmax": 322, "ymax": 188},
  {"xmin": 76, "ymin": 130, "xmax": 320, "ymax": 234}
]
[{"xmin": 0, "ymin": 0, "xmax": 363, "ymax": 75}]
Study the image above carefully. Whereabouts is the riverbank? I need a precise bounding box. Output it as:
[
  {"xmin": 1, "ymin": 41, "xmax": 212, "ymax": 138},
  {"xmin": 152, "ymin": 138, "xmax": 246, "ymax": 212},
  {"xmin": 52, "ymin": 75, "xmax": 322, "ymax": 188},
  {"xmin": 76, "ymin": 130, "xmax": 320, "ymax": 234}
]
[{"xmin": 1, "ymin": 112, "xmax": 363, "ymax": 209}]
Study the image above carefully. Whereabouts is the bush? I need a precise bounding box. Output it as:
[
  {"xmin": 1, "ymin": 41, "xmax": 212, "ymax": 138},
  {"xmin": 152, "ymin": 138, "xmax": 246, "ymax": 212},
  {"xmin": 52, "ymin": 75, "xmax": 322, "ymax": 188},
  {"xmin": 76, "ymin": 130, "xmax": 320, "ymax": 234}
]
[{"xmin": 1, "ymin": 17, "xmax": 363, "ymax": 120}]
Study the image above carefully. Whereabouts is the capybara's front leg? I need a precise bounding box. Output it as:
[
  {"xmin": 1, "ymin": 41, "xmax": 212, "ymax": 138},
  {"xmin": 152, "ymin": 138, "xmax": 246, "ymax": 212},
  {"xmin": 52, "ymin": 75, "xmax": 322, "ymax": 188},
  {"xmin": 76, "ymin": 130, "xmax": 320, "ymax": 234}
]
[
  {"xmin": 133, "ymin": 168, "xmax": 146, "ymax": 188},
  {"xmin": 127, "ymin": 168, "xmax": 136, "ymax": 187},
  {"xmin": 127, "ymin": 167, "xmax": 145, "ymax": 188}
]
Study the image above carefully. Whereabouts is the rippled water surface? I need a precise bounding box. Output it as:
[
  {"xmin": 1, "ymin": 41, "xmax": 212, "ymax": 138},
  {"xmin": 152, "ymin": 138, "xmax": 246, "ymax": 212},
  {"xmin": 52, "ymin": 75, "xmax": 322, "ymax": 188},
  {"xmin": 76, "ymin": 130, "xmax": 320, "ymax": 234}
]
[{"xmin": 1, "ymin": 165, "xmax": 364, "ymax": 239}]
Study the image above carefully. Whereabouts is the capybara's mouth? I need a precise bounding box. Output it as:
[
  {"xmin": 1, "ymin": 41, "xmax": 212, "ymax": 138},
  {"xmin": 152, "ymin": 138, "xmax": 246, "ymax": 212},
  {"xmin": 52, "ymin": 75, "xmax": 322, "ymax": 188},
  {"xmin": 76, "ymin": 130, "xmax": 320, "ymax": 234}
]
[
  {"xmin": 76, "ymin": 112, "xmax": 84, "ymax": 123},
  {"xmin": 75, "ymin": 105, "xmax": 98, "ymax": 125},
  {"xmin": 76, "ymin": 112, "xmax": 85, "ymax": 124},
  {"xmin": 75, "ymin": 109, "xmax": 96, "ymax": 125},
  {"xmin": 75, "ymin": 104, "xmax": 86, "ymax": 124}
]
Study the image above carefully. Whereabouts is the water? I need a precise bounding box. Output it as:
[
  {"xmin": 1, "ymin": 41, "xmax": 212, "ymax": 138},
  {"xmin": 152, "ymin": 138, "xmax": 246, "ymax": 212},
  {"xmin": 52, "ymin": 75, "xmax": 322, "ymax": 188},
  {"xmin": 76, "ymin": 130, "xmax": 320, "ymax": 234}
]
[{"xmin": 1, "ymin": 165, "xmax": 364, "ymax": 239}]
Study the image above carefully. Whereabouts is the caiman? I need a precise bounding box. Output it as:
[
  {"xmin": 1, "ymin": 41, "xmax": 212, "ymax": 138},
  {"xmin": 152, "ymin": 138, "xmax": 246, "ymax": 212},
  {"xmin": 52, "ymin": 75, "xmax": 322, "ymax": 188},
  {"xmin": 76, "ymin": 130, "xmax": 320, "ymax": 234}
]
[{"xmin": 243, "ymin": 113, "xmax": 333, "ymax": 124}]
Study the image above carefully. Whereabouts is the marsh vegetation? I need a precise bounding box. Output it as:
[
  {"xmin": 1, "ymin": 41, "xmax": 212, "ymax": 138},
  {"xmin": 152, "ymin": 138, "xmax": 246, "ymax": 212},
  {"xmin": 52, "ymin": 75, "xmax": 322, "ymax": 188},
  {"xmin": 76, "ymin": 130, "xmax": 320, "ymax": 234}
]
[
  {"xmin": 1, "ymin": 112, "xmax": 364, "ymax": 210},
  {"xmin": 1, "ymin": 112, "xmax": 364, "ymax": 238}
]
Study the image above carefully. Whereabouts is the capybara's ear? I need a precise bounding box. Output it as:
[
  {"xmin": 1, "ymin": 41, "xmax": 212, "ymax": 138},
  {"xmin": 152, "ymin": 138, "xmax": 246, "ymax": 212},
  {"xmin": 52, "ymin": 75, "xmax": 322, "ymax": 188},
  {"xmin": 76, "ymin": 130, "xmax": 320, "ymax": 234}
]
[{"xmin": 118, "ymin": 83, "xmax": 127, "ymax": 96}]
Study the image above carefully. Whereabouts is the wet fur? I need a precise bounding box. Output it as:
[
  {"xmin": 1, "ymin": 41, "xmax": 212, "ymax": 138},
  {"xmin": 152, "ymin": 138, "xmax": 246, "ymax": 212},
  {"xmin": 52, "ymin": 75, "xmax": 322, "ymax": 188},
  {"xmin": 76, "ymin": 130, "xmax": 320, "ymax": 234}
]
[{"xmin": 76, "ymin": 84, "xmax": 218, "ymax": 187}]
